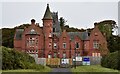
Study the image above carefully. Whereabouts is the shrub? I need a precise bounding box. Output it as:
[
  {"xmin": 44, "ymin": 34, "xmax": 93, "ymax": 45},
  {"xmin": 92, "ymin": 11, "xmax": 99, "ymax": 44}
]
[
  {"xmin": 101, "ymin": 51, "xmax": 119, "ymax": 70},
  {"xmin": 2, "ymin": 46, "xmax": 44, "ymax": 70}
]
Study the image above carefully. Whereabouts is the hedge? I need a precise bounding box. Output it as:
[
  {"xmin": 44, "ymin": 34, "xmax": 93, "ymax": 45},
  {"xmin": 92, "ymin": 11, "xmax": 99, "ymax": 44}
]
[
  {"xmin": 101, "ymin": 51, "xmax": 120, "ymax": 70},
  {"xmin": 1, "ymin": 46, "xmax": 44, "ymax": 70}
]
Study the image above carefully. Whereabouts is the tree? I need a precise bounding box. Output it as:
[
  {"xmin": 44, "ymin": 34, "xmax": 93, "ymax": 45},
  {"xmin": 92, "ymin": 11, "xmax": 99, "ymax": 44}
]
[
  {"xmin": 97, "ymin": 20, "xmax": 117, "ymax": 40},
  {"xmin": 59, "ymin": 17, "xmax": 66, "ymax": 32},
  {"xmin": 2, "ymin": 24, "xmax": 30, "ymax": 48},
  {"xmin": 107, "ymin": 35, "xmax": 120, "ymax": 52}
]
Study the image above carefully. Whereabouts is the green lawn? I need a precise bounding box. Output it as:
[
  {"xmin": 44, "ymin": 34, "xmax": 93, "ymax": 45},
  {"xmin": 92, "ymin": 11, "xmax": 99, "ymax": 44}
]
[
  {"xmin": 1, "ymin": 66, "xmax": 51, "ymax": 72},
  {"xmin": 71, "ymin": 65, "xmax": 119, "ymax": 72}
]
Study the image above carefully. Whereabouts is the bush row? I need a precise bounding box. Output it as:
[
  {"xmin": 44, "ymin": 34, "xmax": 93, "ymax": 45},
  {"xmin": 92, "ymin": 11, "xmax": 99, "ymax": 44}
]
[
  {"xmin": 101, "ymin": 51, "xmax": 120, "ymax": 70},
  {"xmin": 1, "ymin": 46, "xmax": 44, "ymax": 70}
]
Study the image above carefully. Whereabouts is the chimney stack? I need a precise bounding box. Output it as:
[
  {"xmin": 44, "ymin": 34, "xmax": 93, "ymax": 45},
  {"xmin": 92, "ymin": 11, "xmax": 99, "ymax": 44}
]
[
  {"xmin": 94, "ymin": 22, "xmax": 99, "ymax": 27},
  {"xmin": 31, "ymin": 19, "xmax": 35, "ymax": 24}
]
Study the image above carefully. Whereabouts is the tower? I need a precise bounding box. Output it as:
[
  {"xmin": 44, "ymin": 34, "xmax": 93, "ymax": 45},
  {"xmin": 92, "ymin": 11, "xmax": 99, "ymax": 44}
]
[{"xmin": 42, "ymin": 4, "xmax": 53, "ymax": 58}]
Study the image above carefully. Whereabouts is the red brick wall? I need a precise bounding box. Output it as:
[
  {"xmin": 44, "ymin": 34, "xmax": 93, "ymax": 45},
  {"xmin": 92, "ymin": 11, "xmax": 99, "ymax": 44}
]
[
  {"xmin": 59, "ymin": 30, "xmax": 70, "ymax": 58},
  {"xmin": 43, "ymin": 19, "xmax": 53, "ymax": 58},
  {"xmin": 71, "ymin": 36, "xmax": 83, "ymax": 57},
  {"xmin": 88, "ymin": 25, "xmax": 109, "ymax": 56},
  {"xmin": 14, "ymin": 20, "xmax": 108, "ymax": 58}
]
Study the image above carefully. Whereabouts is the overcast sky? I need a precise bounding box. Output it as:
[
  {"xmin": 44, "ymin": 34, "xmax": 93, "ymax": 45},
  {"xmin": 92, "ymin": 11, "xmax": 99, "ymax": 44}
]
[{"xmin": 0, "ymin": 0, "xmax": 119, "ymax": 35}]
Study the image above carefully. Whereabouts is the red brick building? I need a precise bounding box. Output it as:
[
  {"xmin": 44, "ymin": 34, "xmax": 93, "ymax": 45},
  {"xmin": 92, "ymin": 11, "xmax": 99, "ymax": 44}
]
[{"xmin": 14, "ymin": 4, "xmax": 109, "ymax": 59}]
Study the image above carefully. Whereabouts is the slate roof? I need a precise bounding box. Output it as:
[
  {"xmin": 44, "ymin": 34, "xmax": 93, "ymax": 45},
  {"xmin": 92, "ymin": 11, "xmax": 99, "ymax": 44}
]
[
  {"xmin": 51, "ymin": 12, "xmax": 61, "ymax": 33},
  {"xmin": 51, "ymin": 12, "xmax": 62, "ymax": 38},
  {"xmin": 15, "ymin": 29, "xmax": 24, "ymax": 40},
  {"xmin": 67, "ymin": 32, "xmax": 89, "ymax": 41},
  {"xmin": 43, "ymin": 4, "xmax": 52, "ymax": 20}
]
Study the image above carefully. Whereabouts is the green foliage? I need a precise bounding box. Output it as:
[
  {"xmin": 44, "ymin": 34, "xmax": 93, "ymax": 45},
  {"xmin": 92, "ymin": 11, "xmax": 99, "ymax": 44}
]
[
  {"xmin": 2, "ymin": 46, "xmax": 44, "ymax": 70},
  {"xmin": 97, "ymin": 20, "xmax": 117, "ymax": 40},
  {"xmin": 107, "ymin": 35, "xmax": 120, "ymax": 52},
  {"xmin": 2, "ymin": 24, "xmax": 30, "ymax": 48},
  {"xmin": 71, "ymin": 65, "xmax": 118, "ymax": 72},
  {"xmin": 101, "ymin": 51, "xmax": 119, "ymax": 70},
  {"xmin": 59, "ymin": 17, "xmax": 66, "ymax": 32}
]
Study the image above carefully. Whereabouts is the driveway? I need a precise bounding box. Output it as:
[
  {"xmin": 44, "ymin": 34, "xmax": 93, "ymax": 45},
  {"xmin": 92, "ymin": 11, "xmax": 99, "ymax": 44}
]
[{"xmin": 48, "ymin": 68, "xmax": 73, "ymax": 74}]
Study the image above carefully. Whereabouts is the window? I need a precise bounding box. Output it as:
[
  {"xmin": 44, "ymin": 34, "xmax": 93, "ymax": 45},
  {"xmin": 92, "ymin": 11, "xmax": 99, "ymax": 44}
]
[
  {"xmin": 98, "ymin": 53, "xmax": 101, "ymax": 57},
  {"xmin": 48, "ymin": 54, "xmax": 52, "ymax": 58},
  {"xmin": 31, "ymin": 29, "xmax": 35, "ymax": 32},
  {"xmin": 49, "ymin": 33, "xmax": 52, "ymax": 37},
  {"xmin": 27, "ymin": 37, "xmax": 36, "ymax": 47},
  {"xmin": 78, "ymin": 53, "xmax": 80, "ymax": 57},
  {"xmin": 63, "ymin": 43, "xmax": 66, "ymax": 49},
  {"xmin": 30, "ymin": 29, "xmax": 36, "ymax": 34},
  {"xmin": 63, "ymin": 37, "xmax": 66, "ymax": 40},
  {"xmin": 49, "ymin": 42, "xmax": 52, "ymax": 48},
  {"xmin": 84, "ymin": 43, "xmax": 86, "ymax": 49},
  {"xmin": 63, "ymin": 53, "xmax": 66, "ymax": 58},
  {"xmin": 92, "ymin": 53, "xmax": 95, "ymax": 57},
  {"xmin": 54, "ymin": 43, "xmax": 57, "ymax": 49},
  {"xmin": 36, "ymin": 50, "xmax": 38, "ymax": 53},
  {"xmin": 36, "ymin": 40, "xmax": 38, "ymax": 45},
  {"xmin": 75, "ymin": 42, "xmax": 79, "ymax": 49},
  {"xmin": 94, "ymin": 32, "xmax": 98, "ymax": 36},
  {"xmin": 92, "ymin": 53, "xmax": 101, "ymax": 57},
  {"xmin": 54, "ymin": 53, "xmax": 57, "ymax": 58},
  {"xmin": 53, "ymin": 28, "xmax": 56, "ymax": 32},
  {"xmin": 93, "ymin": 40, "xmax": 99, "ymax": 49}
]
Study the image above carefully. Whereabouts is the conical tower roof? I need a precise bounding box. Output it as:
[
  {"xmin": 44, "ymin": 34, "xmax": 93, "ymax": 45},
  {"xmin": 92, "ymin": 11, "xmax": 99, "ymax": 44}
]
[{"xmin": 43, "ymin": 4, "xmax": 52, "ymax": 20}]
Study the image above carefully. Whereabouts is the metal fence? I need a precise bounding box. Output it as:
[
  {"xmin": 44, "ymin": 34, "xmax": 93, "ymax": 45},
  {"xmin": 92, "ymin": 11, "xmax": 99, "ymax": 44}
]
[{"xmin": 34, "ymin": 56, "xmax": 102, "ymax": 67}]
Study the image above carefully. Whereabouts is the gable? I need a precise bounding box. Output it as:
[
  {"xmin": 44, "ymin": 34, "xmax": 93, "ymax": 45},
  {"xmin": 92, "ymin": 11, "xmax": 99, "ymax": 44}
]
[{"xmin": 89, "ymin": 26, "xmax": 106, "ymax": 41}]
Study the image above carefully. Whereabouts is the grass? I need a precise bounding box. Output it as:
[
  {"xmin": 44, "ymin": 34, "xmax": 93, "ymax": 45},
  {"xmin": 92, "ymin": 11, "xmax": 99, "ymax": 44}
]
[
  {"xmin": 1, "ymin": 66, "xmax": 52, "ymax": 72},
  {"xmin": 71, "ymin": 65, "xmax": 119, "ymax": 72}
]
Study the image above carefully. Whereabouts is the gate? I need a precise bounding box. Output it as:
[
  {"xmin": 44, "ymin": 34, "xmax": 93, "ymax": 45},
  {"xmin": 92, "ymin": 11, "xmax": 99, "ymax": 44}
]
[
  {"xmin": 46, "ymin": 58, "xmax": 73, "ymax": 68},
  {"xmin": 60, "ymin": 58, "xmax": 73, "ymax": 68}
]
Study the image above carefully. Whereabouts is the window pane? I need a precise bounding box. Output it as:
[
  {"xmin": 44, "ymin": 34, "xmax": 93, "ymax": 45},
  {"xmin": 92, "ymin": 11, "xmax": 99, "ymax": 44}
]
[
  {"xmin": 76, "ymin": 43, "xmax": 79, "ymax": 48},
  {"xmin": 93, "ymin": 40, "xmax": 99, "ymax": 49},
  {"xmin": 63, "ymin": 43, "xmax": 66, "ymax": 48},
  {"xmin": 54, "ymin": 43, "xmax": 57, "ymax": 49},
  {"xmin": 63, "ymin": 53, "xmax": 66, "ymax": 58}
]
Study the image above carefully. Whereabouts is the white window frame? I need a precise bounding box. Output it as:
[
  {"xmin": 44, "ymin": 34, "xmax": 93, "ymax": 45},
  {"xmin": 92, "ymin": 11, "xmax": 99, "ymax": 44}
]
[{"xmin": 93, "ymin": 40, "xmax": 99, "ymax": 49}]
